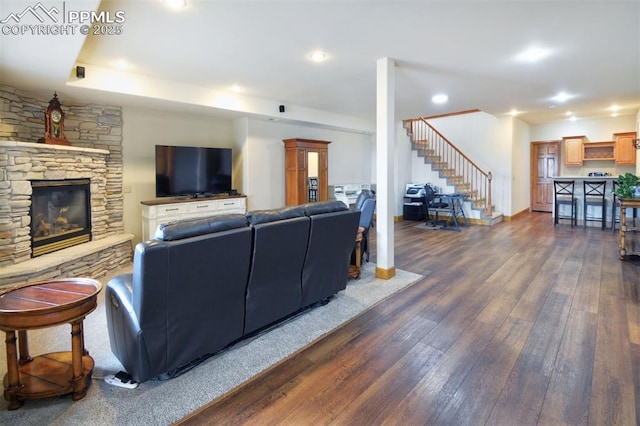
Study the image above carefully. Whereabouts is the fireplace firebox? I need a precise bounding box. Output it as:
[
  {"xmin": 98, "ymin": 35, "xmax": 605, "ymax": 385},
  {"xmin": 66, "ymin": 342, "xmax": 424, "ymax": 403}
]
[{"xmin": 30, "ymin": 179, "xmax": 92, "ymax": 257}]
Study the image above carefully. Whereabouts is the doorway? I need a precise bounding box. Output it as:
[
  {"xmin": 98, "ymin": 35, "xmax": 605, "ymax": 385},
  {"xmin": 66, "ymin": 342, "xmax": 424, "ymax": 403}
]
[{"xmin": 531, "ymin": 141, "xmax": 560, "ymax": 212}]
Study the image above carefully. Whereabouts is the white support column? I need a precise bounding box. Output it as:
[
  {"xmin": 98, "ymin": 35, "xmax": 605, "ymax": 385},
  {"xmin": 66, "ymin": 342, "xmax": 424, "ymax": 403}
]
[{"xmin": 375, "ymin": 57, "xmax": 396, "ymax": 279}]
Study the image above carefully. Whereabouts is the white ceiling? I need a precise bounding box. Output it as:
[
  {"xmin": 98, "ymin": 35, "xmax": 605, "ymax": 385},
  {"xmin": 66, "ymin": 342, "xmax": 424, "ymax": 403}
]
[{"xmin": 1, "ymin": 0, "xmax": 639, "ymax": 130}]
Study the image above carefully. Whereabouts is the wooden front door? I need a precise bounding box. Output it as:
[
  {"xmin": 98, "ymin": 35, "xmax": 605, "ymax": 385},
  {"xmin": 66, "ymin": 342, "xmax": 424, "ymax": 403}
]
[{"xmin": 531, "ymin": 141, "xmax": 560, "ymax": 212}]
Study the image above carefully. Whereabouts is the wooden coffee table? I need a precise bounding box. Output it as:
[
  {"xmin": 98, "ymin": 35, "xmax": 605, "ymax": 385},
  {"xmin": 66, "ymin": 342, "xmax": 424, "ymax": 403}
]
[{"xmin": 0, "ymin": 278, "xmax": 102, "ymax": 410}]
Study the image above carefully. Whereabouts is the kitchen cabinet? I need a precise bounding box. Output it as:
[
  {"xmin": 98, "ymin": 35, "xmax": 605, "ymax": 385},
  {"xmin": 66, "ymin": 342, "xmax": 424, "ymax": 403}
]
[
  {"xmin": 583, "ymin": 141, "xmax": 615, "ymax": 161},
  {"xmin": 615, "ymin": 131, "xmax": 637, "ymax": 165},
  {"xmin": 563, "ymin": 137, "xmax": 584, "ymax": 166},
  {"xmin": 283, "ymin": 138, "xmax": 330, "ymax": 206}
]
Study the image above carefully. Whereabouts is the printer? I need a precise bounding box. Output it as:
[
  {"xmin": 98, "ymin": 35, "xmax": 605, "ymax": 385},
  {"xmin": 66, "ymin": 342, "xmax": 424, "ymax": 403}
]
[
  {"xmin": 403, "ymin": 183, "xmax": 425, "ymax": 221},
  {"xmin": 404, "ymin": 183, "xmax": 426, "ymax": 202}
]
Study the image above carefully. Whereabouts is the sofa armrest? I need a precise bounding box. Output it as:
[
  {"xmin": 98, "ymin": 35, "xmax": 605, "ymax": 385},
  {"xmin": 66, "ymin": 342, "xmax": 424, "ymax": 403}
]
[
  {"xmin": 105, "ymin": 273, "xmax": 151, "ymax": 382},
  {"xmin": 106, "ymin": 274, "xmax": 136, "ymax": 323}
]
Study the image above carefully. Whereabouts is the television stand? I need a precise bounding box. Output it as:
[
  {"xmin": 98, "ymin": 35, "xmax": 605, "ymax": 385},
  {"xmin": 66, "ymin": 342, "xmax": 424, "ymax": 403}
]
[{"xmin": 140, "ymin": 194, "xmax": 247, "ymax": 241}]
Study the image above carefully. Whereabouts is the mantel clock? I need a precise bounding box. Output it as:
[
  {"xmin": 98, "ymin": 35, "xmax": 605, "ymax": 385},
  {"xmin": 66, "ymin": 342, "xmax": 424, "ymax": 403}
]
[{"xmin": 44, "ymin": 92, "xmax": 70, "ymax": 146}]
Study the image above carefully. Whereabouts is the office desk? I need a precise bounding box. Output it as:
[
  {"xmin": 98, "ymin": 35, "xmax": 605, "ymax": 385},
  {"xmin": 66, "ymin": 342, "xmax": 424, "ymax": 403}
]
[{"xmin": 437, "ymin": 192, "xmax": 469, "ymax": 231}]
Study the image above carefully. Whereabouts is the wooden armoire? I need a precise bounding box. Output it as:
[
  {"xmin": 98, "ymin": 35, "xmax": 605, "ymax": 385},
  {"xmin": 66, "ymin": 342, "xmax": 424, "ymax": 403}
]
[{"xmin": 283, "ymin": 138, "xmax": 330, "ymax": 206}]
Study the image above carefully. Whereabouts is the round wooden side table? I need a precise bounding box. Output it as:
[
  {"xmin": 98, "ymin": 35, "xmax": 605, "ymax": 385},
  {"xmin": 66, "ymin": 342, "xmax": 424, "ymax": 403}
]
[{"xmin": 0, "ymin": 278, "xmax": 102, "ymax": 410}]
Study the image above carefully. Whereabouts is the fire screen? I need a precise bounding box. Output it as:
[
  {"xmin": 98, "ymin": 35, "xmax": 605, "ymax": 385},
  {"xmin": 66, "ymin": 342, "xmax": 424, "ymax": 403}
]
[{"xmin": 30, "ymin": 179, "xmax": 91, "ymax": 257}]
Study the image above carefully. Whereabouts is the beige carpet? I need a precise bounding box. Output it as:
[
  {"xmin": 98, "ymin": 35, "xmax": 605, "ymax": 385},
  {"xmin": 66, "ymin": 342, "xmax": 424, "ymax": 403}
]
[{"xmin": 0, "ymin": 263, "xmax": 422, "ymax": 425}]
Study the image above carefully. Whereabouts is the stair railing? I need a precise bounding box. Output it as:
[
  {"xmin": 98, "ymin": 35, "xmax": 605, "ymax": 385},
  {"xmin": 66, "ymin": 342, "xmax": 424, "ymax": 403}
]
[{"xmin": 405, "ymin": 117, "xmax": 493, "ymax": 216}]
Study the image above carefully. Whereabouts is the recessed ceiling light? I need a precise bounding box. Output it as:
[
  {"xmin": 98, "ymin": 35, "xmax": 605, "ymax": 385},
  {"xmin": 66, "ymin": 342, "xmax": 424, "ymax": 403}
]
[
  {"xmin": 609, "ymin": 104, "xmax": 620, "ymax": 111},
  {"xmin": 515, "ymin": 46, "xmax": 552, "ymax": 63},
  {"xmin": 164, "ymin": 0, "xmax": 187, "ymax": 8},
  {"xmin": 565, "ymin": 111, "xmax": 572, "ymax": 116},
  {"xmin": 309, "ymin": 51, "xmax": 327, "ymax": 62},
  {"xmin": 230, "ymin": 85, "xmax": 242, "ymax": 93},
  {"xmin": 509, "ymin": 109, "xmax": 520, "ymax": 116},
  {"xmin": 114, "ymin": 59, "xmax": 129, "ymax": 70},
  {"xmin": 432, "ymin": 94, "xmax": 448, "ymax": 104},
  {"xmin": 568, "ymin": 115, "xmax": 577, "ymax": 122},
  {"xmin": 551, "ymin": 92, "xmax": 571, "ymax": 103}
]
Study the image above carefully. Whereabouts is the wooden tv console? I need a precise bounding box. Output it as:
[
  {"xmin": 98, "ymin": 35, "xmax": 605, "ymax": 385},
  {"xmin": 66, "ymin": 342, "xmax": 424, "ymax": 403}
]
[{"xmin": 141, "ymin": 195, "xmax": 247, "ymax": 241}]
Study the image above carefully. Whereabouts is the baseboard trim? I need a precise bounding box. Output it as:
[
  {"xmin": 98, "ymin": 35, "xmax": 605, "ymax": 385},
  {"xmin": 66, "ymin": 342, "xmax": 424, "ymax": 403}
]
[
  {"xmin": 375, "ymin": 266, "xmax": 396, "ymax": 280},
  {"xmin": 503, "ymin": 208, "xmax": 530, "ymax": 222}
]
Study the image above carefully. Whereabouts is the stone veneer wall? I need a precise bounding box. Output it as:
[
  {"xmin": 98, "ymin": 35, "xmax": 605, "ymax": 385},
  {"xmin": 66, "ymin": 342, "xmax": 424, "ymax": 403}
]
[
  {"xmin": 0, "ymin": 84, "xmax": 125, "ymax": 267},
  {"xmin": 0, "ymin": 141, "xmax": 112, "ymax": 265}
]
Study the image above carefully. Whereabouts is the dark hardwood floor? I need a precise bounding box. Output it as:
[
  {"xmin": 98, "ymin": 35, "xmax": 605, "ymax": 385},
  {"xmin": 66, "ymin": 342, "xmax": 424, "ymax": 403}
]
[{"xmin": 178, "ymin": 212, "xmax": 640, "ymax": 425}]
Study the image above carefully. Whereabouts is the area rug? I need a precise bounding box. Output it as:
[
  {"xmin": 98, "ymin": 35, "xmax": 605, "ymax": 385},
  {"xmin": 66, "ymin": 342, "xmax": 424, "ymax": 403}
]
[{"xmin": 0, "ymin": 263, "xmax": 422, "ymax": 425}]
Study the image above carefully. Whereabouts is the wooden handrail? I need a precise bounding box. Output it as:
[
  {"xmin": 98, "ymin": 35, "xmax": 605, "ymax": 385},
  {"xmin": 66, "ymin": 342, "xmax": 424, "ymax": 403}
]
[{"xmin": 404, "ymin": 117, "xmax": 493, "ymax": 216}]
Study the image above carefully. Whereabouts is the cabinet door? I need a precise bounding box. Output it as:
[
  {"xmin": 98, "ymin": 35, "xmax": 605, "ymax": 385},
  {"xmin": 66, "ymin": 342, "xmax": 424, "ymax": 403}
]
[
  {"xmin": 564, "ymin": 138, "xmax": 583, "ymax": 166},
  {"xmin": 296, "ymin": 148, "xmax": 308, "ymax": 204},
  {"xmin": 284, "ymin": 147, "xmax": 301, "ymax": 206},
  {"xmin": 615, "ymin": 132, "xmax": 637, "ymax": 165},
  {"xmin": 318, "ymin": 149, "xmax": 329, "ymax": 201}
]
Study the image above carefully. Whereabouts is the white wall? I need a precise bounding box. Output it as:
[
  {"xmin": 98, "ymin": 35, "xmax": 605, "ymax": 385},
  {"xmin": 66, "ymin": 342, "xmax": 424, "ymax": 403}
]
[
  {"xmin": 122, "ymin": 106, "xmax": 236, "ymax": 244},
  {"xmin": 530, "ymin": 115, "xmax": 636, "ymax": 141},
  {"xmin": 240, "ymin": 118, "xmax": 375, "ymax": 210},
  {"xmin": 510, "ymin": 117, "xmax": 531, "ymax": 215}
]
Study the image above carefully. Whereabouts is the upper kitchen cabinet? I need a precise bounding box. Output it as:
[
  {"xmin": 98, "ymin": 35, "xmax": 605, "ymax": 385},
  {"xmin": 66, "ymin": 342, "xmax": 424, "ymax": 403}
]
[
  {"xmin": 563, "ymin": 136, "xmax": 584, "ymax": 166},
  {"xmin": 615, "ymin": 131, "xmax": 637, "ymax": 165}
]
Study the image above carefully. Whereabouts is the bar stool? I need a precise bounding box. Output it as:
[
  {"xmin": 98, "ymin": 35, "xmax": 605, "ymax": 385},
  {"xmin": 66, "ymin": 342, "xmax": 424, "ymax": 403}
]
[
  {"xmin": 554, "ymin": 180, "xmax": 577, "ymax": 227},
  {"xmin": 583, "ymin": 180, "xmax": 607, "ymax": 229}
]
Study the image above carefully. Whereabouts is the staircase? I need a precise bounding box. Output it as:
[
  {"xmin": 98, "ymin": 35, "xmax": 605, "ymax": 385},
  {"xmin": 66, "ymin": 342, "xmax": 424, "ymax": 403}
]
[{"xmin": 404, "ymin": 117, "xmax": 499, "ymax": 222}]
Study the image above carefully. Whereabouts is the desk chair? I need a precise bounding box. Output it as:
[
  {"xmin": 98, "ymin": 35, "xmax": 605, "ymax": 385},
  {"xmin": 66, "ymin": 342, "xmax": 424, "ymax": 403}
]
[
  {"xmin": 350, "ymin": 196, "xmax": 376, "ymax": 279},
  {"xmin": 583, "ymin": 180, "xmax": 607, "ymax": 229},
  {"xmin": 424, "ymin": 184, "xmax": 449, "ymax": 226},
  {"xmin": 358, "ymin": 197, "xmax": 376, "ymax": 263},
  {"xmin": 554, "ymin": 180, "xmax": 577, "ymax": 227},
  {"xmin": 422, "ymin": 184, "xmax": 449, "ymax": 227},
  {"xmin": 354, "ymin": 189, "xmax": 375, "ymax": 210}
]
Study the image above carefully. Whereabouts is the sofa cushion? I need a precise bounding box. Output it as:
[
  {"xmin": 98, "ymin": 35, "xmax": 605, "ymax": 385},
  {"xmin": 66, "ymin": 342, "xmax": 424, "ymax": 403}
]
[
  {"xmin": 155, "ymin": 213, "xmax": 248, "ymax": 241},
  {"xmin": 247, "ymin": 206, "xmax": 306, "ymax": 225},
  {"xmin": 303, "ymin": 200, "xmax": 349, "ymax": 216}
]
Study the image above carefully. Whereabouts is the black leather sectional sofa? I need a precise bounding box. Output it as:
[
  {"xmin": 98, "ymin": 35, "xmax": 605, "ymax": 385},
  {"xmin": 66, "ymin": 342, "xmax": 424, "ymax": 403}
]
[{"xmin": 105, "ymin": 201, "xmax": 360, "ymax": 383}]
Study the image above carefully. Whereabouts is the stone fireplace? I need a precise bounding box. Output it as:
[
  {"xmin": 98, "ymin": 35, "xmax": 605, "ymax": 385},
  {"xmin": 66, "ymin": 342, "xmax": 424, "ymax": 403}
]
[
  {"xmin": 0, "ymin": 85, "xmax": 133, "ymax": 287},
  {"xmin": 30, "ymin": 179, "xmax": 92, "ymax": 257},
  {"xmin": 0, "ymin": 141, "xmax": 132, "ymax": 287}
]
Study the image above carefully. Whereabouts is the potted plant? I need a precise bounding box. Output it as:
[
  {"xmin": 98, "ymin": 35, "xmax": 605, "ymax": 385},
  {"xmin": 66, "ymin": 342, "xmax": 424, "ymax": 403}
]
[{"xmin": 614, "ymin": 172, "xmax": 640, "ymax": 198}]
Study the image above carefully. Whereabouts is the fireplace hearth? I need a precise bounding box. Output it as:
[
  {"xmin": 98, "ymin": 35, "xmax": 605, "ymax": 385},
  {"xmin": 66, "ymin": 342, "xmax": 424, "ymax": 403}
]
[{"xmin": 30, "ymin": 179, "xmax": 92, "ymax": 257}]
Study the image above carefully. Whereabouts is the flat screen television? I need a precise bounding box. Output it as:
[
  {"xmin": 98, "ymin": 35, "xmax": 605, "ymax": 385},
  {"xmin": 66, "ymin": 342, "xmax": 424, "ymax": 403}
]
[{"xmin": 155, "ymin": 145, "xmax": 232, "ymax": 197}]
